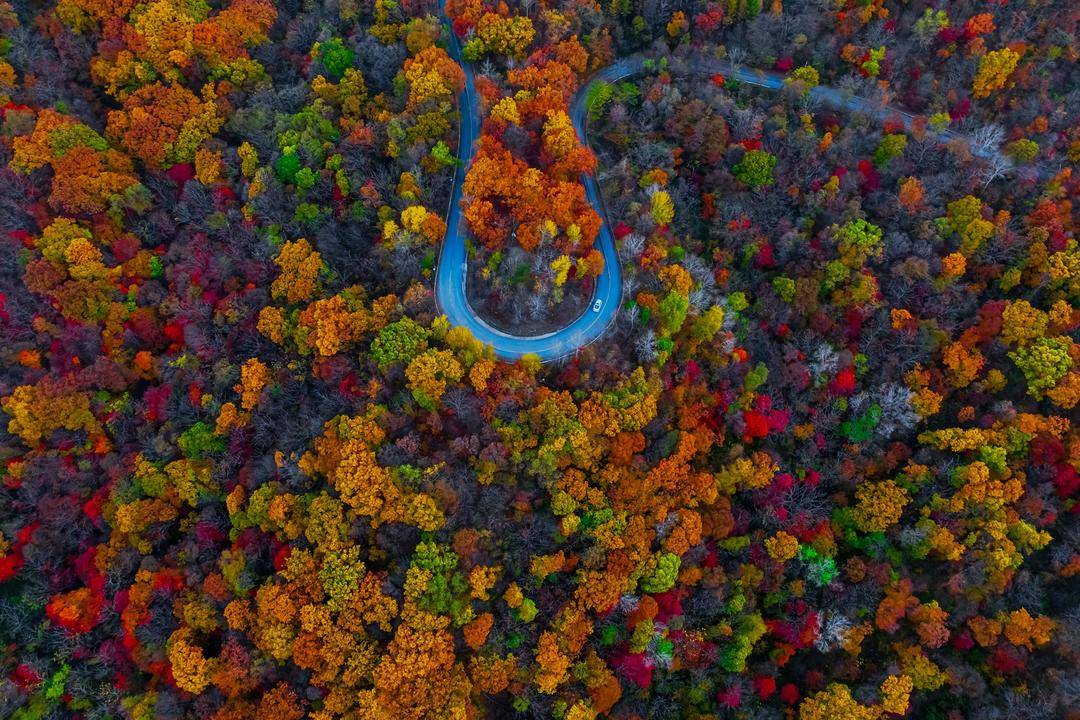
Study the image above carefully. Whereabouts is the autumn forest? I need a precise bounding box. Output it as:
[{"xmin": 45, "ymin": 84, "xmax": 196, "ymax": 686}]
[{"xmin": 0, "ymin": 0, "xmax": 1077, "ymax": 718}]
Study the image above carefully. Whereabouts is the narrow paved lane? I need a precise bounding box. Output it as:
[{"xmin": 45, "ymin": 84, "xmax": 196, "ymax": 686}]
[
  {"xmin": 434, "ymin": 26, "xmax": 1003, "ymax": 362},
  {"xmin": 433, "ymin": 22, "xmax": 622, "ymax": 362}
]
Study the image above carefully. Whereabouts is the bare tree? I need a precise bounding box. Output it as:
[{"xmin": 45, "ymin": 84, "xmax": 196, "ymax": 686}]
[
  {"xmin": 619, "ymin": 232, "xmax": 645, "ymax": 262},
  {"xmin": 967, "ymin": 123, "xmax": 1006, "ymax": 158},
  {"xmin": 634, "ymin": 328, "xmax": 658, "ymax": 363},
  {"xmin": 726, "ymin": 46, "xmax": 747, "ymax": 70},
  {"xmin": 980, "ymin": 153, "xmax": 1015, "ymax": 187}
]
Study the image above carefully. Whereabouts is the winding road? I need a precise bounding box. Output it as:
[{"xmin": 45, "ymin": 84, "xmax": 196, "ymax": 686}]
[
  {"xmin": 434, "ymin": 24, "xmax": 996, "ymax": 362},
  {"xmin": 434, "ymin": 22, "xmax": 623, "ymax": 362}
]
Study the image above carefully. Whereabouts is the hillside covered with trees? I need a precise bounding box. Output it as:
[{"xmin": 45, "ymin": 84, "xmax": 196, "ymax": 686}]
[{"xmin": 0, "ymin": 0, "xmax": 1077, "ymax": 719}]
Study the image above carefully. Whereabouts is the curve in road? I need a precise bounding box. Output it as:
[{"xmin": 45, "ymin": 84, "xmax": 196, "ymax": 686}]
[
  {"xmin": 434, "ymin": 26, "xmax": 1003, "ymax": 362},
  {"xmin": 434, "ymin": 23, "xmax": 622, "ymax": 362}
]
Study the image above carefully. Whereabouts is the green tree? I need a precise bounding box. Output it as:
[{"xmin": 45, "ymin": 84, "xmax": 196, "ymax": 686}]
[
  {"xmin": 319, "ymin": 38, "xmax": 355, "ymax": 80},
  {"xmin": 275, "ymin": 151, "xmax": 301, "ymax": 184},
  {"xmin": 733, "ymin": 149, "xmax": 776, "ymax": 187},
  {"xmin": 690, "ymin": 305, "xmax": 725, "ymax": 342},
  {"xmin": 658, "ymin": 292, "xmax": 689, "ymax": 337},
  {"xmin": 586, "ymin": 81, "xmax": 614, "ymax": 120},
  {"xmin": 1009, "ymin": 337, "xmax": 1074, "ymax": 399},
  {"xmin": 719, "ymin": 613, "xmax": 766, "ymax": 671},
  {"xmin": 411, "ymin": 542, "xmax": 471, "ymax": 624},
  {"xmin": 178, "ymin": 422, "xmax": 226, "ymax": 459},
  {"xmin": 431, "ymin": 140, "xmax": 457, "ymax": 167},
  {"xmin": 370, "ymin": 317, "xmax": 430, "ymax": 370},
  {"xmin": 873, "ymin": 134, "xmax": 907, "ymax": 167},
  {"xmin": 835, "ymin": 218, "xmax": 884, "ymax": 267},
  {"xmin": 462, "ymin": 38, "xmax": 485, "ymax": 62},
  {"xmin": 1005, "ymin": 138, "xmax": 1039, "ymax": 163},
  {"xmin": 640, "ymin": 552, "xmax": 680, "ymax": 593},
  {"xmin": 772, "ymin": 276, "xmax": 796, "ymax": 302},
  {"xmin": 789, "ymin": 65, "xmax": 820, "ymax": 89}
]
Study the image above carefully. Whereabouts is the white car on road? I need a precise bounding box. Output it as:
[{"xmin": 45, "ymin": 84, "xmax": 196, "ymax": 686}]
[{"xmin": 592, "ymin": 299, "xmax": 602, "ymax": 313}]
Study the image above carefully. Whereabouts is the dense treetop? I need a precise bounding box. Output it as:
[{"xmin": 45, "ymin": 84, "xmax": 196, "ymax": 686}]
[{"xmin": 0, "ymin": 0, "xmax": 1077, "ymax": 719}]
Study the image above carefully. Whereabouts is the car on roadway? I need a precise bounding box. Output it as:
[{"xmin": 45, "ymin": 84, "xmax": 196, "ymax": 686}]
[{"xmin": 592, "ymin": 299, "xmax": 602, "ymax": 313}]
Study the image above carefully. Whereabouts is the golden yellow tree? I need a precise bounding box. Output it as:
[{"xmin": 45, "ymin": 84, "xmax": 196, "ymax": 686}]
[
  {"xmin": 973, "ymin": 48, "xmax": 1020, "ymax": 99},
  {"xmin": 271, "ymin": 239, "xmax": 324, "ymax": 304}
]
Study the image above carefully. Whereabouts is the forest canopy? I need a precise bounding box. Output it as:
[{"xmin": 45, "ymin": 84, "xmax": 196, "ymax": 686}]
[{"xmin": 0, "ymin": 0, "xmax": 1077, "ymax": 719}]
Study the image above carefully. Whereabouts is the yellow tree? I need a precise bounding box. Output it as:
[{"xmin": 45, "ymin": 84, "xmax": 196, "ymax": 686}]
[
  {"xmin": 405, "ymin": 349, "xmax": 464, "ymax": 411},
  {"xmin": 271, "ymin": 239, "xmax": 324, "ymax": 303},
  {"xmin": 973, "ymin": 48, "xmax": 1020, "ymax": 99},
  {"xmin": 651, "ymin": 190, "xmax": 674, "ymax": 226},
  {"xmin": 2, "ymin": 380, "xmax": 101, "ymax": 447},
  {"xmin": 402, "ymin": 45, "xmax": 465, "ymax": 111},
  {"xmin": 365, "ymin": 618, "xmax": 472, "ymax": 720},
  {"xmin": 476, "ymin": 13, "xmax": 535, "ymax": 58},
  {"xmin": 851, "ymin": 479, "xmax": 910, "ymax": 533},
  {"xmin": 490, "ymin": 97, "xmax": 521, "ymax": 125},
  {"xmin": 238, "ymin": 358, "xmax": 269, "ymax": 411},
  {"xmin": 798, "ymin": 683, "xmax": 880, "ymax": 720}
]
